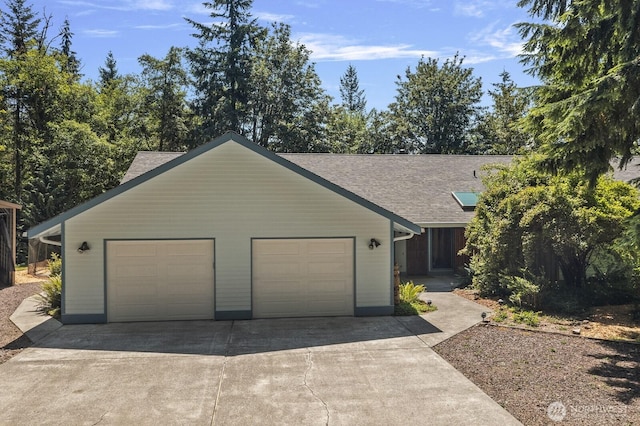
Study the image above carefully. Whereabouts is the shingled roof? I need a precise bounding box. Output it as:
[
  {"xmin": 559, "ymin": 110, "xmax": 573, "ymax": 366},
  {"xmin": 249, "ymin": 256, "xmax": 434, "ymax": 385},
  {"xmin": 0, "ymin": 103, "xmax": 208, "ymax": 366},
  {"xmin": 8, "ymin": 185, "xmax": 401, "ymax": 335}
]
[
  {"xmin": 121, "ymin": 151, "xmax": 512, "ymax": 226},
  {"xmin": 121, "ymin": 150, "xmax": 640, "ymax": 227}
]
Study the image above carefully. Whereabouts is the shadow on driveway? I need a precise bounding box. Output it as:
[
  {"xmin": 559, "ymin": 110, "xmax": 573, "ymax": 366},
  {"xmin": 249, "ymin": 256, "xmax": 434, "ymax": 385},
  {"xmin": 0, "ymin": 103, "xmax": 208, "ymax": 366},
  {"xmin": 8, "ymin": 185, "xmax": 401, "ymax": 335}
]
[{"xmin": 28, "ymin": 316, "xmax": 443, "ymax": 357}]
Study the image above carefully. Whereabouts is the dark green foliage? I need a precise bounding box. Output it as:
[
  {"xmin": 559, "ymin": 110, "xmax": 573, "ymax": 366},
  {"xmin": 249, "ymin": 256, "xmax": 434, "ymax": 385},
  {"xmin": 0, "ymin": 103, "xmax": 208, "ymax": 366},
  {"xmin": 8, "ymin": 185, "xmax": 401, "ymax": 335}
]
[
  {"xmin": 389, "ymin": 53, "xmax": 483, "ymax": 154},
  {"xmin": 475, "ymin": 71, "xmax": 532, "ymax": 154},
  {"xmin": 139, "ymin": 47, "xmax": 190, "ymax": 151},
  {"xmin": 517, "ymin": 0, "xmax": 640, "ymax": 183},
  {"xmin": 59, "ymin": 17, "xmax": 80, "ymax": 79},
  {"xmin": 98, "ymin": 51, "xmax": 118, "ymax": 89},
  {"xmin": 0, "ymin": 0, "xmax": 40, "ymax": 57},
  {"xmin": 186, "ymin": 0, "xmax": 265, "ymax": 140},
  {"xmin": 339, "ymin": 64, "xmax": 366, "ymax": 114},
  {"xmin": 464, "ymin": 155, "xmax": 640, "ymax": 309},
  {"xmin": 246, "ymin": 23, "xmax": 329, "ymax": 152}
]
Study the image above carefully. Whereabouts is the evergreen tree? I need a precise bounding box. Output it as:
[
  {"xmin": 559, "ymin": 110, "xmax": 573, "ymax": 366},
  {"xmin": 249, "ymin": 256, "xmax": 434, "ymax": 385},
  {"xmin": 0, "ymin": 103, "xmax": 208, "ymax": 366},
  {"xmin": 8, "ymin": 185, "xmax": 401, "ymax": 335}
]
[
  {"xmin": 186, "ymin": 0, "xmax": 265, "ymax": 140},
  {"xmin": 339, "ymin": 64, "xmax": 366, "ymax": 114},
  {"xmin": 0, "ymin": 0, "xmax": 40, "ymax": 57},
  {"xmin": 390, "ymin": 54, "xmax": 483, "ymax": 154},
  {"xmin": 59, "ymin": 17, "xmax": 80, "ymax": 79},
  {"xmin": 517, "ymin": 0, "xmax": 640, "ymax": 181},
  {"xmin": 0, "ymin": 0, "xmax": 41, "ymax": 202},
  {"xmin": 98, "ymin": 50, "xmax": 118, "ymax": 88},
  {"xmin": 476, "ymin": 71, "xmax": 531, "ymax": 154},
  {"xmin": 246, "ymin": 23, "xmax": 329, "ymax": 151},
  {"xmin": 138, "ymin": 47, "xmax": 190, "ymax": 151}
]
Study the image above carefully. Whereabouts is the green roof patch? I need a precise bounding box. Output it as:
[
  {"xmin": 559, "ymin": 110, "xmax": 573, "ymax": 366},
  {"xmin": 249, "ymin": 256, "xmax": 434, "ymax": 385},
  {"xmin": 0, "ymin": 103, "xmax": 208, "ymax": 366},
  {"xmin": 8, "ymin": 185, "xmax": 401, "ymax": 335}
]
[{"xmin": 452, "ymin": 192, "xmax": 480, "ymax": 211}]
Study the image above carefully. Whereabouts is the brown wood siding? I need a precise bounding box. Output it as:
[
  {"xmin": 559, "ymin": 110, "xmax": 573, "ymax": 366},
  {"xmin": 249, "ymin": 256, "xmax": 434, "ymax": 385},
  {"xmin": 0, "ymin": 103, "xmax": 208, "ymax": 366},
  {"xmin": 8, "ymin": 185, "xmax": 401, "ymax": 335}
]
[
  {"xmin": 454, "ymin": 228, "xmax": 469, "ymax": 273},
  {"xmin": 406, "ymin": 232, "xmax": 428, "ymax": 275}
]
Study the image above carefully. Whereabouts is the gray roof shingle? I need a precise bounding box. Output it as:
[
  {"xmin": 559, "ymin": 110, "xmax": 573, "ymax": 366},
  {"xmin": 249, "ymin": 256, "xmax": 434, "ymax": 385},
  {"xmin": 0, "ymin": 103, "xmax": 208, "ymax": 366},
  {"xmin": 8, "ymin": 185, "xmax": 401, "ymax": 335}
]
[{"xmin": 121, "ymin": 151, "xmax": 640, "ymax": 227}]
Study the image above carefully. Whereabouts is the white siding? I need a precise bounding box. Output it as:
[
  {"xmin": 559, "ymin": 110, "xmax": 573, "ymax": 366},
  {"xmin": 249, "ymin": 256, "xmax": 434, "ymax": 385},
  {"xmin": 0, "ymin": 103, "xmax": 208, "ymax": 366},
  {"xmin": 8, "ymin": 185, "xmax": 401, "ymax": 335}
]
[
  {"xmin": 394, "ymin": 240, "xmax": 407, "ymax": 273},
  {"xmin": 63, "ymin": 140, "xmax": 392, "ymax": 317}
]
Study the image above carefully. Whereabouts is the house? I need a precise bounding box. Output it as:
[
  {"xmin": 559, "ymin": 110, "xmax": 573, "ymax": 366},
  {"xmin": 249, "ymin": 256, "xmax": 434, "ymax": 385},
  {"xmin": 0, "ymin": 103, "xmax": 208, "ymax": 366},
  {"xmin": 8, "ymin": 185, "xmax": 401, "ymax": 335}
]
[
  {"xmin": 122, "ymin": 150, "xmax": 513, "ymax": 276},
  {"xmin": 27, "ymin": 132, "xmax": 421, "ymax": 324},
  {"xmin": 0, "ymin": 200, "xmax": 21, "ymax": 286},
  {"xmin": 28, "ymin": 131, "xmax": 639, "ymax": 324}
]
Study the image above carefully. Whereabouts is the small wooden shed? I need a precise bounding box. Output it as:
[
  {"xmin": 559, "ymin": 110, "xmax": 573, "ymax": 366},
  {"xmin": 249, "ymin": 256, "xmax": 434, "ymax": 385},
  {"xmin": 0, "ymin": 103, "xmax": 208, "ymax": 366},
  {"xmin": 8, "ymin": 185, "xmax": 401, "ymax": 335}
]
[{"xmin": 0, "ymin": 200, "xmax": 21, "ymax": 286}]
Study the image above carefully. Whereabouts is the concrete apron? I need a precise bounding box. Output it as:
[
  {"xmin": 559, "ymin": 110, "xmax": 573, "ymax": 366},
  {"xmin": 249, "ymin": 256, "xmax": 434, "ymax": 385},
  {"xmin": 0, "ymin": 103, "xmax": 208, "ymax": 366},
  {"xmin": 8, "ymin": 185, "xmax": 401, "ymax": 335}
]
[{"xmin": 2, "ymin": 296, "xmax": 518, "ymax": 425}]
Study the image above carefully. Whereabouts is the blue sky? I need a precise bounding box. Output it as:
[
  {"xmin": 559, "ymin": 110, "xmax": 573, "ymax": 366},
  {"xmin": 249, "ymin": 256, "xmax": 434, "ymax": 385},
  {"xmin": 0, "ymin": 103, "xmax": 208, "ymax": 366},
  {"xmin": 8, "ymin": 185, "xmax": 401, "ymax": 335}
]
[{"xmin": 27, "ymin": 0, "xmax": 538, "ymax": 110}]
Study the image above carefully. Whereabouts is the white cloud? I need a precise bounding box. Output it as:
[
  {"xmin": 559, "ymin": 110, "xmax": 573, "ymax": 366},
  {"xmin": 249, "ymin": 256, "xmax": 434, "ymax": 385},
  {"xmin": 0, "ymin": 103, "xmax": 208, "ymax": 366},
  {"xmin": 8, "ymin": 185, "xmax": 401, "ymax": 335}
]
[
  {"xmin": 134, "ymin": 0, "xmax": 173, "ymax": 10},
  {"xmin": 470, "ymin": 22, "xmax": 523, "ymax": 57},
  {"xmin": 454, "ymin": 0, "xmax": 513, "ymax": 18},
  {"xmin": 134, "ymin": 23, "xmax": 184, "ymax": 30},
  {"xmin": 59, "ymin": 0, "xmax": 173, "ymax": 12},
  {"xmin": 185, "ymin": 2, "xmax": 210, "ymax": 15},
  {"xmin": 83, "ymin": 29, "xmax": 120, "ymax": 37},
  {"xmin": 297, "ymin": 33, "xmax": 437, "ymax": 61},
  {"xmin": 254, "ymin": 11, "xmax": 295, "ymax": 23}
]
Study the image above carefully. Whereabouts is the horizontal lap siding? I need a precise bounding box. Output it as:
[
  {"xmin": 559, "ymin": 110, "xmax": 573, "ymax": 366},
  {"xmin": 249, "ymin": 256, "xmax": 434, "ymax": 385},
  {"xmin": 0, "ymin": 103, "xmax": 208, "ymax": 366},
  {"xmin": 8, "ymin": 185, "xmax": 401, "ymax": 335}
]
[{"xmin": 63, "ymin": 141, "xmax": 391, "ymax": 316}]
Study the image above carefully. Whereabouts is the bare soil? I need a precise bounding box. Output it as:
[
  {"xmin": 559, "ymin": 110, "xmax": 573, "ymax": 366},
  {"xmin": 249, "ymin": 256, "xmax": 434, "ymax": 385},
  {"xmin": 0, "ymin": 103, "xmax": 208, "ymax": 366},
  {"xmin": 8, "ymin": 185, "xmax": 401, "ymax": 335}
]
[
  {"xmin": 440, "ymin": 289, "xmax": 640, "ymax": 424},
  {"xmin": 0, "ymin": 270, "xmax": 46, "ymax": 364},
  {"xmin": 434, "ymin": 324, "xmax": 640, "ymax": 425}
]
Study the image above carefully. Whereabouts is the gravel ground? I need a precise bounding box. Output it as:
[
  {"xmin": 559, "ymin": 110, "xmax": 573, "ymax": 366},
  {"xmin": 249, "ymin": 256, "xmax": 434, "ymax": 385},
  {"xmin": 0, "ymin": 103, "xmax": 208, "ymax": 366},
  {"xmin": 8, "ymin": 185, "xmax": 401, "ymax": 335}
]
[
  {"xmin": 0, "ymin": 281, "xmax": 42, "ymax": 364},
  {"xmin": 434, "ymin": 324, "xmax": 640, "ymax": 425}
]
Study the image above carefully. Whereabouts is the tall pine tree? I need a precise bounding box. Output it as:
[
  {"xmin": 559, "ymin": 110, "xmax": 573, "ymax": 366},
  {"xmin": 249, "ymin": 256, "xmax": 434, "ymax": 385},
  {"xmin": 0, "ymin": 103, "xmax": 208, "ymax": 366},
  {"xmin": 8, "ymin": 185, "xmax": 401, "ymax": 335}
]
[
  {"xmin": 517, "ymin": 0, "xmax": 640, "ymax": 181},
  {"xmin": 186, "ymin": 0, "xmax": 265, "ymax": 141},
  {"xmin": 0, "ymin": 0, "xmax": 41, "ymax": 201},
  {"xmin": 59, "ymin": 17, "xmax": 80, "ymax": 79},
  {"xmin": 98, "ymin": 50, "xmax": 118, "ymax": 89},
  {"xmin": 339, "ymin": 64, "xmax": 366, "ymax": 114}
]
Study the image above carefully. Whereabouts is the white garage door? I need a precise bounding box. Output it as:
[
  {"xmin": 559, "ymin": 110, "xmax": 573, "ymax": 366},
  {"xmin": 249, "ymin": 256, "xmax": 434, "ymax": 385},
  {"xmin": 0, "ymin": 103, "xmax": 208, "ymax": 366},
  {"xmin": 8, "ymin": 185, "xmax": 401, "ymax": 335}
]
[
  {"xmin": 252, "ymin": 238, "xmax": 354, "ymax": 318},
  {"xmin": 107, "ymin": 239, "xmax": 214, "ymax": 322}
]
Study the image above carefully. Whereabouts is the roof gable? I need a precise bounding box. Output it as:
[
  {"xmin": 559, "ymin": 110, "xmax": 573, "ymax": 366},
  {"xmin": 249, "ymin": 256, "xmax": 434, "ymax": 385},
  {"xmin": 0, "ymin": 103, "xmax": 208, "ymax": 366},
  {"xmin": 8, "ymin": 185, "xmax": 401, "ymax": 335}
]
[{"xmin": 28, "ymin": 132, "xmax": 420, "ymax": 239}]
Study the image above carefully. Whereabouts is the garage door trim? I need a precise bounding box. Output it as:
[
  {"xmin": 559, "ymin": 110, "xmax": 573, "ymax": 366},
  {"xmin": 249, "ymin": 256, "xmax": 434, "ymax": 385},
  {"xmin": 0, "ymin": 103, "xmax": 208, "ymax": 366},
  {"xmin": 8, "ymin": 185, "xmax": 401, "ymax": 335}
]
[
  {"xmin": 251, "ymin": 236, "xmax": 356, "ymax": 318},
  {"xmin": 105, "ymin": 238, "xmax": 215, "ymax": 322}
]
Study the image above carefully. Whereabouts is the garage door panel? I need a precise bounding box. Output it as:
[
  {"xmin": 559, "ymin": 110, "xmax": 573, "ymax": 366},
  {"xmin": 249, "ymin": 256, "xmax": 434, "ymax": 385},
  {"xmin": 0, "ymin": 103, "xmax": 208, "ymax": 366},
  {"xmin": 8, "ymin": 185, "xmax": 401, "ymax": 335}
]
[
  {"xmin": 308, "ymin": 261, "xmax": 349, "ymax": 274},
  {"xmin": 255, "ymin": 262, "xmax": 301, "ymax": 277},
  {"xmin": 112, "ymin": 243, "xmax": 158, "ymax": 257},
  {"xmin": 253, "ymin": 238, "xmax": 354, "ymax": 318},
  {"xmin": 107, "ymin": 240, "xmax": 214, "ymax": 322},
  {"xmin": 255, "ymin": 241, "xmax": 301, "ymax": 256},
  {"xmin": 307, "ymin": 240, "xmax": 349, "ymax": 254},
  {"xmin": 113, "ymin": 264, "xmax": 158, "ymax": 279}
]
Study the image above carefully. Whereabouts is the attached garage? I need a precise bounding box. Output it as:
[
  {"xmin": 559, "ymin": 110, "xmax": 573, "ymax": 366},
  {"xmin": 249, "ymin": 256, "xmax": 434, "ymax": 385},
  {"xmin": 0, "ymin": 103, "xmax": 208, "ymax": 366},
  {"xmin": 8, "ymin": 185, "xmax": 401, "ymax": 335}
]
[
  {"xmin": 252, "ymin": 238, "xmax": 354, "ymax": 318},
  {"xmin": 27, "ymin": 133, "xmax": 421, "ymax": 324},
  {"xmin": 106, "ymin": 240, "xmax": 215, "ymax": 322}
]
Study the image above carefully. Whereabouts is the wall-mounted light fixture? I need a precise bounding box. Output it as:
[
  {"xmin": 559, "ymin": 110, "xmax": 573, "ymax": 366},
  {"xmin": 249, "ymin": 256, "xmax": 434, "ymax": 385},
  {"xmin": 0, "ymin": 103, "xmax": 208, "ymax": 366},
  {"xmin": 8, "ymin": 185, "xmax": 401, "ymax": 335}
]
[
  {"xmin": 77, "ymin": 241, "xmax": 90, "ymax": 253},
  {"xmin": 368, "ymin": 238, "xmax": 381, "ymax": 250}
]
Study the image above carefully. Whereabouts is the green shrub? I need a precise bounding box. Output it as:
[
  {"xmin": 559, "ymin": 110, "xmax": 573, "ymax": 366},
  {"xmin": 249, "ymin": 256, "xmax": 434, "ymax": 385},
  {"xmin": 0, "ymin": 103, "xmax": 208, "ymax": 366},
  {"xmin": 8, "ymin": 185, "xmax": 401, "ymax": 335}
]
[
  {"xmin": 37, "ymin": 275, "xmax": 62, "ymax": 317},
  {"xmin": 395, "ymin": 301, "xmax": 419, "ymax": 316},
  {"xmin": 48, "ymin": 253, "xmax": 62, "ymax": 276},
  {"xmin": 502, "ymin": 275, "xmax": 540, "ymax": 309},
  {"xmin": 512, "ymin": 309, "xmax": 540, "ymax": 327},
  {"xmin": 399, "ymin": 281, "xmax": 426, "ymax": 303},
  {"xmin": 394, "ymin": 300, "xmax": 437, "ymax": 316},
  {"xmin": 493, "ymin": 308, "xmax": 508, "ymax": 323}
]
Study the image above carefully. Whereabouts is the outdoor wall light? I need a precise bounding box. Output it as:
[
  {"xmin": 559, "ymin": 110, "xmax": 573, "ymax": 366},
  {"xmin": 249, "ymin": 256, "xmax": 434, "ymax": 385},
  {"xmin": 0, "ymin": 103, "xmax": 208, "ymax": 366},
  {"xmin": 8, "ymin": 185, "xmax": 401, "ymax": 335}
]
[
  {"xmin": 368, "ymin": 238, "xmax": 381, "ymax": 250},
  {"xmin": 77, "ymin": 241, "xmax": 90, "ymax": 253}
]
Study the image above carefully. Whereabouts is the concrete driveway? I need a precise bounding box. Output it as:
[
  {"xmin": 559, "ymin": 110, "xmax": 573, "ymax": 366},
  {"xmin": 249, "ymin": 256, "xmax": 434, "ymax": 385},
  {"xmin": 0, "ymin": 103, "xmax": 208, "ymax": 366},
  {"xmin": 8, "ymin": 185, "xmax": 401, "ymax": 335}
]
[{"xmin": 0, "ymin": 310, "xmax": 520, "ymax": 426}]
